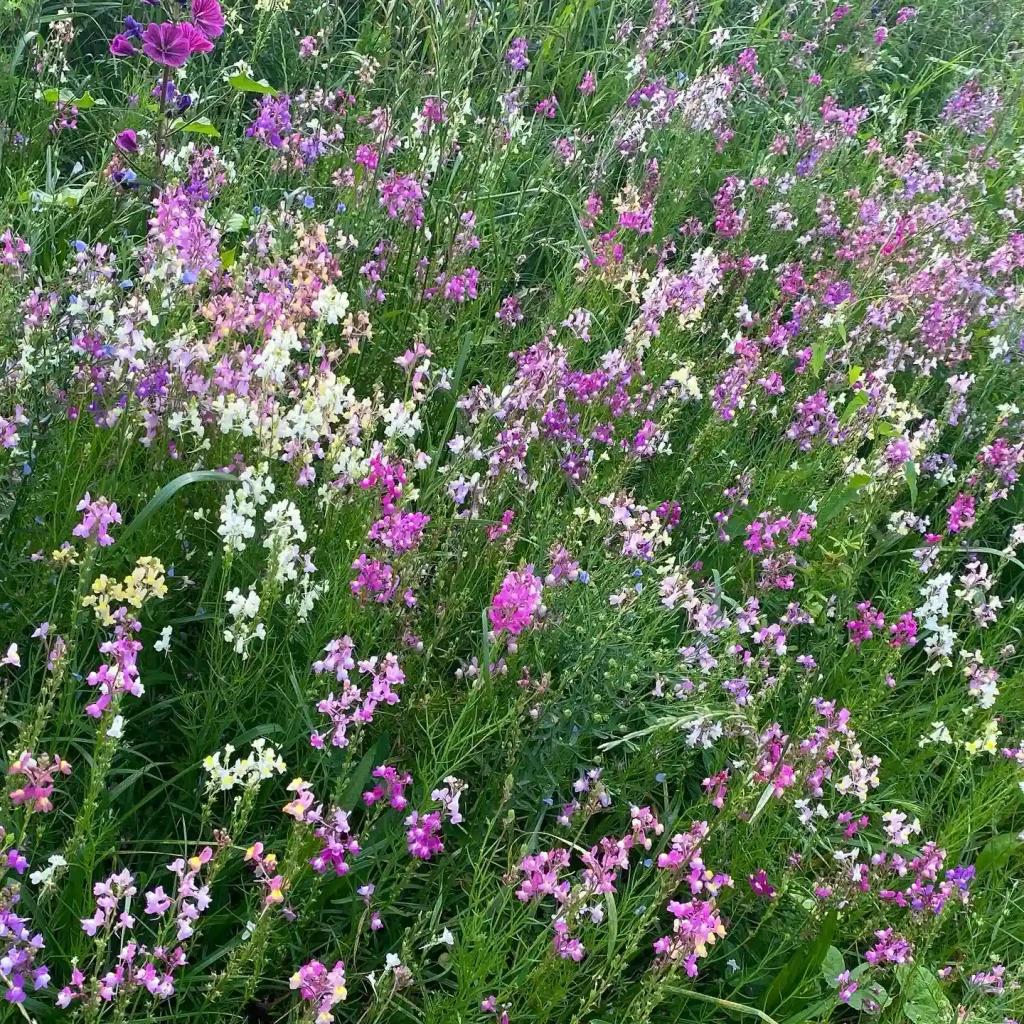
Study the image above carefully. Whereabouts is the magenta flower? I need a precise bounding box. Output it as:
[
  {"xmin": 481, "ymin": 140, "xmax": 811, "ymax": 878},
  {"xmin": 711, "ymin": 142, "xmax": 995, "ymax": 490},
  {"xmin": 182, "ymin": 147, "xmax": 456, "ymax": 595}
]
[
  {"xmin": 141, "ymin": 22, "xmax": 190, "ymax": 67},
  {"xmin": 179, "ymin": 21, "xmax": 213, "ymax": 54},
  {"xmin": 488, "ymin": 567, "xmax": 543, "ymax": 635},
  {"xmin": 114, "ymin": 129, "xmax": 138, "ymax": 154},
  {"xmin": 190, "ymin": 0, "xmax": 224, "ymax": 38},
  {"xmin": 748, "ymin": 869, "xmax": 776, "ymax": 899},
  {"xmin": 109, "ymin": 33, "xmax": 137, "ymax": 57}
]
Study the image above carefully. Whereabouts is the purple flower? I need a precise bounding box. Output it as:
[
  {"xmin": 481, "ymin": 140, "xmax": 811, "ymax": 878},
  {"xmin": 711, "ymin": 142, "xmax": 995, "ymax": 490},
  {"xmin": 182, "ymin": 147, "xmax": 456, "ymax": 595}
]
[
  {"xmin": 109, "ymin": 33, "xmax": 137, "ymax": 57},
  {"xmin": 114, "ymin": 129, "xmax": 138, "ymax": 154},
  {"xmin": 748, "ymin": 869, "xmax": 776, "ymax": 899},
  {"xmin": 190, "ymin": 0, "xmax": 224, "ymax": 38},
  {"xmin": 124, "ymin": 15, "xmax": 143, "ymax": 37},
  {"xmin": 506, "ymin": 36, "xmax": 529, "ymax": 71},
  {"xmin": 141, "ymin": 22, "xmax": 190, "ymax": 67}
]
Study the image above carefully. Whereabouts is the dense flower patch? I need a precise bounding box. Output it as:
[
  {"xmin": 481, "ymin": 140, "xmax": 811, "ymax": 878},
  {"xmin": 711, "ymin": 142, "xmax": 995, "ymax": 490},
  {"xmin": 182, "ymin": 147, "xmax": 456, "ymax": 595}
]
[{"xmin": 0, "ymin": 0, "xmax": 1022, "ymax": 1021}]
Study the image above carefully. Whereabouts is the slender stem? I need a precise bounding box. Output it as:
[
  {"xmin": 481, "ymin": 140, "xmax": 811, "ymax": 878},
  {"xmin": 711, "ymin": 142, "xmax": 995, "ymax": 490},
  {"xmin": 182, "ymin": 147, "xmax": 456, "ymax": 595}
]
[
  {"xmin": 664, "ymin": 986, "xmax": 782, "ymax": 1024},
  {"xmin": 151, "ymin": 65, "xmax": 171, "ymax": 197}
]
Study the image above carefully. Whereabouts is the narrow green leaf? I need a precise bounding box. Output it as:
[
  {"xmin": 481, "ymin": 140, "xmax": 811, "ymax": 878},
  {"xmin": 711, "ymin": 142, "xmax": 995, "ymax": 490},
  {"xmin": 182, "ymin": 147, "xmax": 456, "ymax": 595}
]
[
  {"xmin": 604, "ymin": 888, "xmax": 618, "ymax": 962},
  {"xmin": 112, "ymin": 470, "xmax": 237, "ymax": 549}
]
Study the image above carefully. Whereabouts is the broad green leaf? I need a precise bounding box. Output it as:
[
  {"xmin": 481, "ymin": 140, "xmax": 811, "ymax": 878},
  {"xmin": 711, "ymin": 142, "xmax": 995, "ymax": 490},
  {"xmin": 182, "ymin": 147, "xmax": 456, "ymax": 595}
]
[
  {"xmin": 176, "ymin": 117, "xmax": 221, "ymax": 137},
  {"xmin": 42, "ymin": 87, "xmax": 101, "ymax": 108},
  {"xmin": 896, "ymin": 965, "xmax": 953, "ymax": 1024},
  {"xmin": 811, "ymin": 337, "xmax": 826, "ymax": 375},
  {"xmin": 840, "ymin": 390, "xmax": 869, "ymax": 424},
  {"xmin": 849, "ymin": 980, "xmax": 889, "ymax": 1012},
  {"xmin": 822, "ymin": 946, "xmax": 844, "ymax": 987},
  {"xmin": 904, "ymin": 459, "xmax": 918, "ymax": 506},
  {"xmin": 848, "ymin": 365, "xmax": 863, "ymax": 385},
  {"xmin": 219, "ymin": 247, "xmax": 236, "ymax": 269},
  {"xmin": 975, "ymin": 832, "xmax": 1020, "ymax": 875},
  {"xmin": 762, "ymin": 910, "xmax": 837, "ymax": 1011},
  {"xmin": 228, "ymin": 73, "xmax": 278, "ymax": 96},
  {"xmin": 817, "ymin": 476, "xmax": 869, "ymax": 525}
]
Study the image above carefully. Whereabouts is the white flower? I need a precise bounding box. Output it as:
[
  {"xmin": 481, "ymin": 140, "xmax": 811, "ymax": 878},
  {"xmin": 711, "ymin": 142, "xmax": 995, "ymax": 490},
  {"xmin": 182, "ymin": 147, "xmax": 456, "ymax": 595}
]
[
  {"xmin": 312, "ymin": 284, "xmax": 350, "ymax": 325},
  {"xmin": 1, "ymin": 643, "xmax": 20, "ymax": 667},
  {"xmin": 154, "ymin": 626, "xmax": 173, "ymax": 654},
  {"xmin": 29, "ymin": 854, "xmax": 67, "ymax": 886},
  {"xmin": 106, "ymin": 715, "xmax": 126, "ymax": 740},
  {"xmin": 203, "ymin": 738, "xmax": 286, "ymax": 794}
]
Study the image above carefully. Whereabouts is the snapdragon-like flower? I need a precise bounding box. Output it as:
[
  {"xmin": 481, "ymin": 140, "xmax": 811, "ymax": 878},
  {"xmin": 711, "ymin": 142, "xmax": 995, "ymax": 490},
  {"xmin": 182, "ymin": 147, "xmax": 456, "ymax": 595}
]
[
  {"xmin": 73, "ymin": 492, "xmax": 121, "ymax": 546},
  {"xmin": 290, "ymin": 959, "xmax": 347, "ymax": 1024},
  {"xmin": 202, "ymin": 738, "xmax": 286, "ymax": 793},
  {"xmin": 310, "ymin": 644, "xmax": 404, "ymax": 749},
  {"xmin": 8, "ymin": 750, "xmax": 72, "ymax": 812},
  {"xmin": 0, "ymin": 876, "xmax": 50, "ymax": 1004},
  {"xmin": 488, "ymin": 567, "xmax": 543, "ymax": 635},
  {"xmin": 363, "ymin": 764, "xmax": 412, "ymax": 810},
  {"xmin": 405, "ymin": 810, "xmax": 444, "ymax": 859}
]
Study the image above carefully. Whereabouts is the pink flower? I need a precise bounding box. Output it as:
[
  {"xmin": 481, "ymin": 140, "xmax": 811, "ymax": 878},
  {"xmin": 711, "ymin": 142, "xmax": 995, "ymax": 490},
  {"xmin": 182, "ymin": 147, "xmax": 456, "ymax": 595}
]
[
  {"xmin": 405, "ymin": 810, "xmax": 444, "ymax": 859},
  {"xmin": 141, "ymin": 23, "xmax": 191, "ymax": 67},
  {"xmin": 190, "ymin": 0, "xmax": 224, "ymax": 38},
  {"xmin": 72, "ymin": 493, "xmax": 121, "ymax": 547},
  {"xmin": 144, "ymin": 886, "xmax": 172, "ymax": 915},
  {"xmin": 109, "ymin": 33, "xmax": 137, "ymax": 57}
]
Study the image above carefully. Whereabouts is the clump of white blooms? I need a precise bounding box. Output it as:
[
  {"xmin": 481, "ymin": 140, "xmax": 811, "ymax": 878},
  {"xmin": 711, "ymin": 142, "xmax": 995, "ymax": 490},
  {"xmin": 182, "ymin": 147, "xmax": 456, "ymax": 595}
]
[
  {"xmin": 203, "ymin": 738, "xmax": 287, "ymax": 794},
  {"xmin": 262, "ymin": 499, "xmax": 308, "ymax": 584},
  {"xmin": 219, "ymin": 463, "xmax": 275, "ymax": 553},
  {"xmin": 431, "ymin": 776, "xmax": 468, "ymax": 824},
  {"xmin": 223, "ymin": 586, "xmax": 266, "ymax": 658},
  {"xmin": 312, "ymin": 284, "xmax": 350, "ymax": 324},
  {"xmin": 915, "ymin": 572, "xmax": 956, "ymax": 672}
]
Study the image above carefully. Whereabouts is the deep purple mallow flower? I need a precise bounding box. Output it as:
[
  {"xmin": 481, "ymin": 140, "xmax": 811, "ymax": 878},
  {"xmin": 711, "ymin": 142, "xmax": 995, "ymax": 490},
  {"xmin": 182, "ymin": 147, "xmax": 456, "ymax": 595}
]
[
  {"xmin": 109, "ymin": 33, "xmax": 137, "ymax": 57},
  {"xmin": 141, "ymin": 22, "xmax": 190, "ymax": 67},
  {"xmin": 190, "ymin": 0, "xmax": 224, "ymax": 38},
  {"xmin": 179, "ymin": 21, "xmax": 213, "ymax": 54}
]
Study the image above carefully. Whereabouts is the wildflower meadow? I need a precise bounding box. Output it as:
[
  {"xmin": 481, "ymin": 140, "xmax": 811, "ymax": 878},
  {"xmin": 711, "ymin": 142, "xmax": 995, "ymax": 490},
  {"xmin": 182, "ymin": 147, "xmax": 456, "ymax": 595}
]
[{"xmin": 1, "ymin": 0, "xmax": 1024, "ymax": 1020}]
